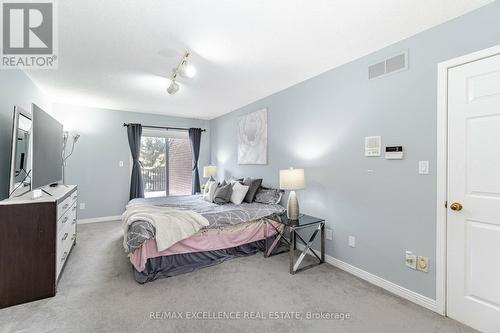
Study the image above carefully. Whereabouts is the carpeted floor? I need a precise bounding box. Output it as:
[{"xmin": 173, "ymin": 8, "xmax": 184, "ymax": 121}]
[{"xmin": 0, "ymin": 221, "xmax": 475, "ymax": 333}]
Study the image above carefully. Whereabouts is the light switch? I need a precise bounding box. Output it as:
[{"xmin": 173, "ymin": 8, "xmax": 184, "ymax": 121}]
[
  {"xmin": 119, "ymin": 161, "xmax": 124, "ymax": 167},
  {"xmin": 348, "ymin": 236, "xmax": 356, "ymax": 248},
  {"xmin": 418, "ymin": 161, "xmax": 429, "ymax": 175}
]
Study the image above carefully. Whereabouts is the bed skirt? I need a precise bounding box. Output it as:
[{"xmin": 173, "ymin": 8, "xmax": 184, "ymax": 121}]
[{"xmin": 133, "ymin": 238, "xmax": 270, "ymax": 283}]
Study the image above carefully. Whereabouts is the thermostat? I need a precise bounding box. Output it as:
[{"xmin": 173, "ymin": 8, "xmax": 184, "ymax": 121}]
[{"xmin": 385, "ymin": 146, "xmax": 404, "ymax": 159}]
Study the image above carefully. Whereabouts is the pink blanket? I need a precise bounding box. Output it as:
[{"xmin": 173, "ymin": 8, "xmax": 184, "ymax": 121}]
[{"xmin": 129, "ymin": 219, "xmax": 282, "ymax": 272}]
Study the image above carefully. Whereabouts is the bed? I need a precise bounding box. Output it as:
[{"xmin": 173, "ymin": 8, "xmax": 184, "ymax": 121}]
[{"xmin": 123, "ymin": 195, "xmax": 285, "ymax": 283}]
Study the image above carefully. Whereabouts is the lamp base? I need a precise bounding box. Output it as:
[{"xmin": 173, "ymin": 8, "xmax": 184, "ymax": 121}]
[{"xmin": 287, "ymin": 190, "xmax": 299, "ymax": 220}]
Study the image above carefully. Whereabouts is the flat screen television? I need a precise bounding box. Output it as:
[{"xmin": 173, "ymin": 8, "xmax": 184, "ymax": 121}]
[{"xmin": 31, "ymin": 104, "xmax": 63, "ymax": 189}]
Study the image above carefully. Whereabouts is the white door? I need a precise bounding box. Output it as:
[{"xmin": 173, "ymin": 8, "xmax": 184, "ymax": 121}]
[{"xmin": 447, "ymin": 53, "xmax": 500, "ymax": 333}]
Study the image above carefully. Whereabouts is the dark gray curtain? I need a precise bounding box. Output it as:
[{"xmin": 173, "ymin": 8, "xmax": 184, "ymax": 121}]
[
  {"xmin": 188, "ymin": 128, "xmax": 202, "ymax": 194},
  {"xmin": 127, "ymin": 124, "xmax": 144, "ymax": 199}
]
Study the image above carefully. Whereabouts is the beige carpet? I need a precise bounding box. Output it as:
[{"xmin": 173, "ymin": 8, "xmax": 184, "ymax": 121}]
[{"xmin": 0, "ymin": 221, "xmax": 475, "ymax": 333}]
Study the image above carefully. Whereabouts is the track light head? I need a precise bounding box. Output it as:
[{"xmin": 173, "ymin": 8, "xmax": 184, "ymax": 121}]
[
  {"xmin": 179, "ymin": 61, "xmax": 196, "ymax": 78},
  {"xmin": 167, "ymin": 81, "xmax": 180, "ymax": 95}
]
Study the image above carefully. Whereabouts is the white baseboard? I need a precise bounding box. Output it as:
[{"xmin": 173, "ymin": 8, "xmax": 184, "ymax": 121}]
[
  {"xmin": 297, "ymin": 244, "xmax": 438, "ymax": 313},
  {"xmin": 78, "ymin": 215, "xmax": 121, "ymax": 224}
]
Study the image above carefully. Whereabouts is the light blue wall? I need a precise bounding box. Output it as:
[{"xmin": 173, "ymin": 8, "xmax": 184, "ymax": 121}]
[
  {"xmin": 210, "ymin": 2, "xmax": 500, "ymax": 299},
  {"xmin": 49, "ymin": 104, "xmax": 211, "ymax": 220},
  {"xmin": 0, "ymin": 70, "xmax": 52, "ymax": 200}
]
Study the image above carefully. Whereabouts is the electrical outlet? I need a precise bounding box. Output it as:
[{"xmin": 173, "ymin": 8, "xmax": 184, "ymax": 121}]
[
  {"xmin": 405, "ymin": 251, "xmax": 417, "ymax": 269},
  {"xmin": 348, "ymin": 236, "xmax": 355, "ymax": 248},
  {"xmin": 417, "ymin": 256, "xmax": 429, "ymax": 273},
  {"xmin": 119, "ymin": 161, "xmax": 124, "ymax": 167},
  {"xmin": 80, "ymin": 203, "xmax": 86, "ymax": 210},
  {"xmin": 326, "ymin": 229, "xmax": 333, "ymax": 241}
]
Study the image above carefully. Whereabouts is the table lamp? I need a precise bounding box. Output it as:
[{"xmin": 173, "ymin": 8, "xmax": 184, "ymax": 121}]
[
  {"xmin": 279, "ymin": 168, "xmax": 305, "ymax": 220},
  {"xmin": 203, "ymin": 165, "xmax": 217, "ymax": 182}
]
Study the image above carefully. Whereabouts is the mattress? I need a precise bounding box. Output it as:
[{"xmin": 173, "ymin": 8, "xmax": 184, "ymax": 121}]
[
  {"xmin": 129, "ymin": 218, "xmax": 282, "ymax": 272},
  {"xmin": 125, "ymin": 195, "xmax": 285, "ymax": 252},
  {"xmin": 124, "ymin": 195, "xmax": 286, "ymax": 276}
]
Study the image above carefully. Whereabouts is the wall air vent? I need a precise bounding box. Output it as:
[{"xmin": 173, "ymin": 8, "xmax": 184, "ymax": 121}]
[{"xmin": 368, "ymin": 51, "xmax": 408, "ymax": 79}]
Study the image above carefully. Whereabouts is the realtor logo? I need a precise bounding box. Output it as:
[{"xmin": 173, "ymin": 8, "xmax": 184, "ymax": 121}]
[{"xmin": 1, "ymin": 0, "xmax": 58, "ymax": 68}]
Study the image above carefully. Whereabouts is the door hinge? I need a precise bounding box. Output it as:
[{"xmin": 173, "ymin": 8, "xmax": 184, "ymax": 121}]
[{"xmin": 444, "ymin": 201, "xmax": 448, "ymax": 208}]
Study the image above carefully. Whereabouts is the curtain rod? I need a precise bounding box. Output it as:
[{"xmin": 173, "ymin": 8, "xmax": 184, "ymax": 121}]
[{"xmin": 123, "ymin": 123, "xmax": 206, "ymax": 132}]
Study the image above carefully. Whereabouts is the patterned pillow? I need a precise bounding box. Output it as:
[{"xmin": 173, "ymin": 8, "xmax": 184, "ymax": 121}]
[{"xmin": 254, "ymin": 187, "xmax": 283, "ymax": 205}]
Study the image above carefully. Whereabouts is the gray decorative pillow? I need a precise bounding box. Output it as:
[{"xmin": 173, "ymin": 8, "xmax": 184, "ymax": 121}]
[
  {"xmin": 213, "ymin": 184, "xmax": 232, "ymax": 204},
  {"xmin": 243, "ymin": 178, "xmax": 263, "ymax": 203},
  {"xmin": 254, "ymin": 186, "xmax": 283, "ymax": 205}
]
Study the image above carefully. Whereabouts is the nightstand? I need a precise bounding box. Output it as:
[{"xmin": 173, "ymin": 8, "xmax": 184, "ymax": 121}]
[{"xmin": 265, "ymin": 214, "xmax": 325, "ymax": 274}]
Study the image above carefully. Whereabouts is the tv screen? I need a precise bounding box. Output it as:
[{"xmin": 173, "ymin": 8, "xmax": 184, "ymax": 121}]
[{"xmin": 32, "ymin": 104, "xmax": 63, "ymax": 189}]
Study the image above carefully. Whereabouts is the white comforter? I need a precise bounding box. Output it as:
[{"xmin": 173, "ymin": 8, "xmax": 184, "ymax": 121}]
[{"xmin": 122, "ymin": 203, "xmax": 209, "ymax": 252}]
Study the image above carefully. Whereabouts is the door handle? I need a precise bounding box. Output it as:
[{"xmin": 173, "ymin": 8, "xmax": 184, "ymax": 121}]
[{"xmin": 450, "ymin": 202, "xmax": 463, "ymax": 211}]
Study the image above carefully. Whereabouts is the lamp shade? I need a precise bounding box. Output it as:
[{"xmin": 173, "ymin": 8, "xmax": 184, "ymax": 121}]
[
  {"xmin": 203, "ymin": 165, "xmax": 217, "ymax": 178},
  {"xmin": 279, "ymin": 168, "xmax": 305, "ymax": 190}
]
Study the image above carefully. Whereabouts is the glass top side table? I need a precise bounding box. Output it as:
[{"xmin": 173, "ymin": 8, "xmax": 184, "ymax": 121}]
[{"xmin": 265, "ymin": 213, "xmax": 326, "ymax": 274}]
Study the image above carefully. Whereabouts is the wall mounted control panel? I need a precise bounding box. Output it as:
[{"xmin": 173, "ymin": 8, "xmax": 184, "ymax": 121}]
[
  {"xmin": 365, "ymin": 136, "xmax": 381, "ymax": 157},
  {"xmin": 385, "ymin": 146, "xmax": 404, "ymax": 159}
]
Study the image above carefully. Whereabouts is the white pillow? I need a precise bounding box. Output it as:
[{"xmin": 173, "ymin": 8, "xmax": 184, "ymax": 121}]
[
  {"xmin": 230, "ymin": 182, "xmax": 249, "ymax": 205},
  {"xmin": 203, "ymin": 181, "xmax": 218, "ymax": 202}
]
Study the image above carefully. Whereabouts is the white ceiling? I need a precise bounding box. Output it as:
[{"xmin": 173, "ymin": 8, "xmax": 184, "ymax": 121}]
[{"xmin": 26, "ymin": 0, "xmax": 493, "ymax": 120}]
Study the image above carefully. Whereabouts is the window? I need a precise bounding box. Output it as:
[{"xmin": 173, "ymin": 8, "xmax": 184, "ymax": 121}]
[{"xmin": 139, "ymin": 129, "xmax": 192, "ymax": 198}]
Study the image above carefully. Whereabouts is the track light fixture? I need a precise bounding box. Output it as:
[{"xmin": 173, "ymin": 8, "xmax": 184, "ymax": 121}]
[
  {"xmin": 167, "ymin": 51, "xmax": 196, "ymax": 95},
  {"xmin": 167, "ymin": 81, "xmax": 180, "ymax": 95}
]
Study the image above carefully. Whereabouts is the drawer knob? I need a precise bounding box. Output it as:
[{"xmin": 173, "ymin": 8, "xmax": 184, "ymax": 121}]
[
  {"xmin": 61, "ymin": 251, "xmax": 68, "ymax": 261},
  {"xmin": 72, "ymin": 218, "xmax": 77, "ymax": 225},
  {"xmin": 71, "ymin": 234, "xmax": 76, "ymax": 241},
  {"xmin": 63, "ymin": 204, "xmax": 69, "ymax": 209},
  {"xmin": 72, "ymin": 206, "xmax": 77, "ymax": 211},
  {"xmin": 62, "ymin": 233, "xmax": 68, "ymax": 241},
  {"xmin": 62, "ymin": 216, "xmax": 69, "ymax": 223}
]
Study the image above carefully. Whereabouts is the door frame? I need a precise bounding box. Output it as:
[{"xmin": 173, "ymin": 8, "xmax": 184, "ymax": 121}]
[{"xmin": 436, "ymin": 44, "xmax": 500, "ymax": 316}]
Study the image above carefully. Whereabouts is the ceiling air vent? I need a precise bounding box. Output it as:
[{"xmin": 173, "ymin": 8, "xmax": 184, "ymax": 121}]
[{"xmin": 368, "ymin": 51, "xmax": 408, "ymax": 79}]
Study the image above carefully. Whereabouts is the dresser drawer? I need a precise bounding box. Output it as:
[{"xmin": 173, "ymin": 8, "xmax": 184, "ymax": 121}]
[
  {"xmin": 70, "ymin": 190, "xmax": 78, "ymax": 203},
  {"xmin": 58, "ymin": 217, "xmax": 76, "ymax": 245},
  {"xmin": 56, "ymin": 222, "xmax": 76, "ymax": 279},
  {"xmin": 57, "ymin": 190, "xmax": 78, "ymax": 220},
  {"xmin": 57, "ymin": 201, "xmax": 77, "ymax": 233}
]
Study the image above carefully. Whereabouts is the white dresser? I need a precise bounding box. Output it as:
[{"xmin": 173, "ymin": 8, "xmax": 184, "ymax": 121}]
[
  {"xmin": 0, "ymin": 185, "xmax": 78, "ymax": 308},
  {"xmin": 54, "ymin": 186, "xmax": 78, "ymax": 278}
]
